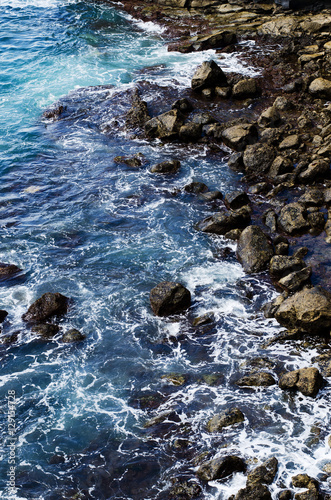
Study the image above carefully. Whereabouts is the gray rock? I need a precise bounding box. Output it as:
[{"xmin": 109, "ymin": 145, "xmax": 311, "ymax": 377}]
[
  {"xmin": 184, "ymin": 182, "xmax": 209, "ymax": 194},
  {"xmin": 207, "ymin": 407, "xmax": 244, "ymax": 432},
  {"xmin": 22, "ymin": 293, "xmax": 69, "ymax": 324},
  {"xmin": 236, "ymin": 225, "xmax": 274, "ymax": 274},
  {"xmin": 277, "ymin": 202, "xmax": 309, "ymax": 235},
  {"xmin": 197, "ymin": 207, "xmax": 251, "ymax": 235},
  {"xmin": 279, "ymin": 134, "xmax": 300, "ymax": 150},
  {"xmin": 191, "ymin": 60, "xmax": 228, "ymax": 92},
  {"xmin": 278, "ymin": 266, "xmax": 312, "ymax": 292},
  {"xmin": 150, "ymin": 160, "xmax": 181, "ymax": 174},
  {"xmin": 224, "ymin": 191, "xmax": 250, "ymax": 210},
  {"xmin": 150, "ymin": 281, "xmax": 191, "ymax": 317},
  {"xmin": 222, "ymin": 124, "xmax": 258, "ymax": 152},
  {"xmin": 197, "ymin": 455, "xmax": 246, "ymax": 482},
  {"xmin": 125, "ymin": 89, "xmax": 150, "ymax": 129},
  {"xmin": 279, "ymin": 367, "xmax": 323, "ymax": 398}
]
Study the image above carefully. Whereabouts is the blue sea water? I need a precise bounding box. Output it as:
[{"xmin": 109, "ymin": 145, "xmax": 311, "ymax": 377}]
[{"xmin": 0, "ymin": 1, "xmax": 330, "ymax": 499}]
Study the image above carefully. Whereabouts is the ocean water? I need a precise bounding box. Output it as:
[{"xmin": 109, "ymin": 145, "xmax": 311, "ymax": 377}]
[{"xmin": 0, "ymin": 1, "xmax": 330, "ymax": 499}]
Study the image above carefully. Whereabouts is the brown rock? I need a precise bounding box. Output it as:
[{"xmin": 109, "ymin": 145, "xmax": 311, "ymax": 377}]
[
  {"xmin": 191, "ymin": 60, "xmax": 228, "ymax": 92},
  {"xmin": 150, "ymin": 281, "xmax": 191, "ymax": 317},
  {"xmin": 309, "ymin": 77, "xmax": 331, "ymax": 100},
  {"xmin": 236, "ymin": 225, "xmax": 274, "ymax": 274},
  {"xmin": 235, "ymin": 372, "xmax": 276, "ymax": 387},
  {"xmin": 145, "ymin": 109, "xmax": 184, "ymax": 140},
  {"xmin": 279, "ymin": 367, "xmax": 323, "ymax": 397},
  {"xmin": 277, "ymin": 202, "xmax": 309, "ymax": 235},
  {"xmin": 207, "ymin": 407, "xmax": 244, "ymax": 432},
  {"xmin": 197, "ymin": 207, "xmax": 251, "ymax": 235},
  {"xmin": 22, "ymin": 293, "xmax": 69, "ymax": 324},
  {"xmin": 150, "ymin": 160, "xmax": 181, "ymax": 174},
  {"xmin": 197, "ymin": 455, "xmax": 246, "ymax": 482},
  {"xmin": 222, "ymin": 124, "xmax": 258, "ymax": 152}
]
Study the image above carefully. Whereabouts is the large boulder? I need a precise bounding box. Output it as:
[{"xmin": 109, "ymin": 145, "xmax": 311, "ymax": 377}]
[
  {"xmin": 279, "ymin": 367, "xmax": 323, "ymax": 397},
  {"xmin": 197, "ymin": 455, "xmax": 246, "ymax": 482},
  {"xmin": 277, "ymin": 202, "xmax": 309, "ymax": 235},
  {"xmin": 222, "ymin": 124, "xmax": 258, "ymax": 152},
  {"xmin": 232, "ymin": 78, "xmax": 259, "ymax": 99},
  {"xmin": 309, "ymin": 78, "xmax": 331, "ymax": 100},
  {"xmin": 150, "ymin": 281, "xmax": 191, "ymax": 317},
  {"xmin": 236, "ymin": 225, "xmax": 274, "ymax": 274},
  {"xmin": 298, "ymin": 159, "xmax": 330, "ymax": 183},
  {"xmin": 197, "ymin": 207, "xmax": 251, "ymax": 235},
  {"xmin": 207, "ymin": 407, "xmax": 244, "ymax": 433},
  {"xmin": 145, "ymin": 109, "xmax": 184, "ymax": 140},
  {"xmin": 243, "ymin": 144, "xmax": 276, "ymax": 177},
  {"xmin": 247, "ymin": 457, "xmax": 278, "ymax": 486},
  {"xmin": 191, "ymin": 60, "xmax": 228, "ymax": 92},
  {"xmin": 275, "ymin": 286, "xmax": 331, "ymax": 333},
  {"xmin": 233, "ymin": 483, "xmax": 272, "ymax": 500},
  {"xmin": 22, "ymin": 293, "xmax": 69, "ymax": 324}
]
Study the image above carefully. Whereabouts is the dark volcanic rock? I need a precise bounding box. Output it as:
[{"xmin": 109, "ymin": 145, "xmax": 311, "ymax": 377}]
[
  {"xmin": 61, "ymin": 329, "xmax": 86, "ymax": 343},
  {"xmin": 191, "ymin": 60, "xmax": 228, "ymax": 92},
  {"xmin": 150, "ymin": 160, "xmax": 181, "ymax": 174},
  {"xmin": 0, "ymin": 263, "xmax": 22, "ymax": 281},
  {"xmin": 207, "ymin": 407, "xmax": 244, "ymax": 432},
  {"xmin": 235, "ymin": 372, "xmax": 276, "ymax": 387},
  {"xmin": 279, "ymin": 367, "xmax": 323, "ymax": 397},
  {"xmin": 145, "ymin": 109, "xmax": 184, "ymax": 140},
  {"xmin": 247, "ymin": 457, "xmax": 278, "ymax": 486},
  {"xmin": 277, "ymin": 203, "xmax": 309, "ymax": 235},
  {"xmin": 31, "ymin": 323, "xmax": 60, "ymax": 339},
  {"xmin": 197, "ymin": 207, "xmax": 251, "ymax": 235},
  {"xmin": 224, "ymin": 190, "xmax": 250, "ymax": 210},
  {"xmin": 22, "ymin": 293, "xmax": 69, "ymax": 324},
  {"xmin": 197, "ymin": 455, "xmax": 246, "ymax": 482},
  {"xmin": 274, "ymin": 286, "xmax": 331, "ymax": 333},
  {"xmin": 150, "ymin": 281, "xmax": 191, "ymax": 317},
  {"xmin": 236, "ymin": 225, "xmax": 274, "ymax": 274},
  {"xmin": 233, "ymin": 483, "xmax": 272, "ymax": 500},
  {"xmin": 222, "ymin": 124, "xmax": 258, "ymax": 152}
]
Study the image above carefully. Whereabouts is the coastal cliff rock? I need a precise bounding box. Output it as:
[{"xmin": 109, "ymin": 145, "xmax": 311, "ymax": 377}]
[{"xmin": 150, "ymin": 281, "xmax": 191, "ymax": 316}]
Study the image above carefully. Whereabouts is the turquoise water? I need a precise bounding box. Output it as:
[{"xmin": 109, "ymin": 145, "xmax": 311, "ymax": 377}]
[{"xmin": 1, "ymin": 1, "xmax": 331, "ymax": 499}]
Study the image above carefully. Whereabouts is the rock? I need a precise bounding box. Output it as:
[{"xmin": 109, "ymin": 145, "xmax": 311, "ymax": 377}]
[
  {"xmin": 292, "ymin": 474, "xmax": 319, "ymax": 500},
  {"xmin": 278, "ymin": 491, "xmax": 292, "ymax": 500},
  {"xmin": 277, "ymin": 202, "xmax": 309, "ymax": 235},
  {"xmin": 150, "ymin": 281, "xmax": 191, "ymax": 317},
  {"xmin": 191, "ymin": 112, "xmax": 216, "ymax": 125},
  {"xmin": 298, "ymin": 159, "xmax": 329, "ymax": 183},
  {"xmin": 268, "ymin": 156, "xmax": 293, "ymax": 179},
  {"xmin": 179, "ymin": 122, "xmax": 202, "ymax": 142},
  {"xmin": 161, "ymin": 373, "xmax": 186, "ymax": 386},
  {"xmin": 232, "ymin": 78, "xmax": 259, "ymax": 99},
  {"xmin": 309, "ymin": 78, "xmax": 331, "ymax": 100},
  {"xmin": 145, "ymin": 109, "xmax": 184, "ymax": 140},
  {"xmin": 207, "ymin": 407, "xmax": 244, "ymax": 433},
  {"xmin": 243, "ymin": 144, "xmax": 275, "ymax": 177},
  {"xmin": 236, "ymin": 225, "xmax": 274, "ymax": 274},
  {"xmin": 273, "ymin": 97, "xmax": 293, "ymax": 111},
  {"xmin": 298, "ymin": 188, "xmax": 324, "ymax": 206},
  {"xmin": 278, "ymin": 267, "xmax": 312, "ymax": 293},
  {"xmin": 222, "ymin": 123, "xmax": 258, "ymax": 152},
  {"xmin": 247, "ymin": 457, "xmax": 278, "ymax": 486},
  {"xmin": 263, "ymin": 209, "xmax": 277, "ymax": 233},
  {"xmin": 22, "ymin": 293, "xmax": 69, "ymax": 324},
  {"xmin": 225, "ymin": 228, "xmax": 242, "ymax": 240},
  {"xmin": 275, "ymin": 242, "xmax": 289, "ymax": 256},
  {"xmin": 224, "ymin": 191, "xmax": 250, "ymax": 210},
  {"xmin": 258, "ymin": 17, "xmax": 298, "ymax": 37},
  {"xmin": 170, "ymin": 30, "xmax": 236, "ymax": 53},
  {"xmin": 307, "ymin": 211, "xmax": 325, "ymax": 232},
  {"xmin": 233, "ymin": 483, "xmax": 272, "ymax": 500},
  {"xmin": 113, "ymin": 153, "xmax": 145, "ymax": 168},
  {"xmin": 263, "ymin": 294, "xmax": 285, "ymax": 318},
  {"xmin": 31, "ymin": 323, "xmax": 60, "ymax": 339},
  {"xmin": 235, "ymin": 372, "xmax": 276, "ymax": 387},
  {"xmin": 125, "ymin": 89, "xmax": 150, "ymax": 129},
  {"xmin": 150, "ymin": 160, "xmax": 181, "ymax": 174},
  {"xmin": 171, "ymin": 98, "xmax": 193, "ymax": 113},
  {"xmin": 312, "ymin": 354, "xmax": 331, "ymax": 377},
  {"xmin": 269, "ymin": 255, "xmax": 305, "ymax": 279},
  {"xmin": 169, "ymin": 479, "xmax": 202, "ymax": 499},
  {"xmin": 279, "ymin": 367, "xmax": 323, "ymax": 397},
  {"xmin": 279, "ymin": 134, "xmax": 300, "ymax": 150},
  {"xmin": 0, "ymin": 310, "xmax": 8, "ymax": 323},
  {"xmin": 197, "ymin": 207, "xmax": 251, "ymax": 235},
  {"xmin": 61, "ymin": 329, "xmax": 85, "ymax": 343},
  {"xmin": 197, "ymin": 455, "xmax": 246, "ymax": 482},
  {"xmin": 258, "ymin": 106, "xmax": 281, "ymax": 128},
  {"xmin": 215, "ymin": 86, "xmax": 231, "ymax": 98},
  {"xmin": 228, "ymin": 152, "xmax": 244, "ymax": 171},
  {"xmin": 191, "ymin": 60, "xmax": 228, "ymax": 92},
  {"xmin": 275, "ymin": 286, "xmax": 331, "ymax": 333},
  {"xmin": 192, "ymin": 313, "xmax": 214, "ymax": 327},
  {"xmin": 0, "ymin": 333, "xmax": 18, "ymax": 345},
  {"xmin": 0, "ymin": 263, "xmax": 22, "ymax": 281},
  {"xmin": 201, "ymin": 190, "xmax": 223, "ymax": 201},
  {"xmin": 184, "ymin": 182, "xmax": 209, "ymax": 194}
]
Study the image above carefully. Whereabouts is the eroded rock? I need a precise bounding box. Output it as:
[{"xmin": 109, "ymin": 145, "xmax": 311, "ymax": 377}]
[{"xmin": 279, "ymin": 367, "xmax": 323, "ymax": 397}]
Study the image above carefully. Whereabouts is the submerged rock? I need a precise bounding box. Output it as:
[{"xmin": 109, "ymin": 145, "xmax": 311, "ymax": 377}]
[
  {"xmin": 279, "ymin": 367, "xmax": 323, "ymax": 397},
  {"xmin": 61, "ymin": 329, "xmax": 86, "ymax": 343},
  {"xmin": 22, "ymin": 293, "xmax": 69, "ymax": 324},
  {"xmin": 31, "ymin": 323, "xmax": 60, "ymax": 339},
  {"xmin": 207, "ymin": 407, "xmax": 244, "ymax": 432},
  {"xmin": 197, "ymin": 455, "xmax": 246, "ymax": 482},
  {"xmin": 150, "ymin": 160, "xmax": 181, "ymax": 174},
  {"xmin": 150, "ymin": 281, "xmax": 191, "ymax": 317},
  {"xmin": 191, "ymin": 60, "xmax": 228, "ymax": 92},
  {"xmin": 236, "ymin": 225, "xmax": 274, "ymax": 274}
]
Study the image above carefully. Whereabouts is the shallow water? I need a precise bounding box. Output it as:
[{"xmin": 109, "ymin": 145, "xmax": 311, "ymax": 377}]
[{"xmin": 0, "ymin": 1, "xmax": 330, "ymax": 499}]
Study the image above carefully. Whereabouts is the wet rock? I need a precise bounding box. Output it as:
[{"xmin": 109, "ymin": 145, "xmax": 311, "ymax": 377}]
[
  {"xmin": 144, "ymin": 410, "xmax": 180, "ymax": 428},
  {"xmin": 179, "ymin": 122, "xmax": 202, "ymax": 142},
  {"xmin": 279, "ymin": 134, "xmax": 300, "ymax": 150},
  {"xmin": 312, "ymin": 354, "xmax": 331, "ymax": 377},
  {"xmin": 307, "ymin": 211, "xmax": 325, "ymax": 232},
  {"xmin": 0, "ymin": 333, "xmax": 18, "ymax": 345},
  {"xmin": 292, "ymin": 474, "xmax": 319, "ymax": 500},
  {"xmin": 279, "ymin": 367, "xmax": 323, "ymax": 397},
  {"xmin": 309, "ymin": 77, "xmax": 331, "ymax": 100},
  {"xmin": 222, "ymin": 124, "xmax": 258, "ymax": 152},
  {"xmin": 275, "ymin": 242, "xmax": 289, "ymax": 256},
  {"xmin": 232, "ymin": 78, "xmax": 259, "ymax": 99},
  {"xmin": 161, "ymin": 373, "xmax": 186, "ymax": 386},
  {"xmin": 298, "ymin": 159, "xmax": 330, "ymax": 183},
  {"xmin": 22, "ymin": 293, "xmax": 69, "ymax": 324},
  {"xmin": 215, "ymin": 86, "xmax": 231, "ymax": 98},
  {"xmin": 235, "ymin": 372, "xmax": 276, "ymax": 387},
  {"xmin": 207, "ymin": 407, "xmax": 244, "ymax": 433},
  {"xmin": 49, "ymin": 454, "xmax": 65, "ymax": 465},
  {"xmin": 278, "ymin": 266, "xmax": 312, "ymax": 293},
  {"xmin": 275, "ymin": 286, "xmax": 331, "ymax": 333},
  {"xmin": 150, "ymin": 281, "xmax": 191, "ymax": 317},
  {"xmin": 184, "ymin": 182, "xmax": 209, "ymax": 194},
  {"xmin": 248, "ymin": 182, "xmax": 270, "ymax": 195},
  {"xmin": 172, "ymin": 98, "xmax": 193, "ymax": 113},
  {"xmin": 258, "ymin": 106, "xmax": 281, "ymax": 128},
  {"xmin": 61, "ymin": 329, "xmax": 85, "ymax": 343},
  {"xmin": 0, "ymin": 310, "xmax": 8, "ymax": 323},
  {"xmin": 0, "ymin": 263, "xmax": 22, "ymax": 281},
  {"xmin": 247, "ymin": 457, "xmax": 278, "ymax": 486},
  {"xmin": 263, "ymin": 294, "xmax": 285, "ymax": 318},
  {"xmin": 43, "ymin": 104, "xmax": 65, "ymax": 119},
  {"xmin": 224, "ymin": 191, "xmax": 250, "ymax": 210},
  {"xmin": 269, "ymin": 255, "xmax": 305, "ymax": 279},
  {"xmin": 278, "ymin": 490, "xmax": 292, "ymax": 500},
  {"xmin": 200, "ymin": 190, "xmax": 223, "ymax": 201},
  {"xmin": 277, "ymin": 203, "xmax": 309, "ymax": 235},
  {"xmin": 192, "ymin": 313, "xmax": 214, "ymax": 327},
  {"xmin": 274, "ymin": 97, "xmax": 293, "ymax": 111},
  {"xmin": 268, "ymin": 156, "xmax": 293, "ymax": 179},
  {"xmin": 298, "ymin": 188, "xmax": 324, "ymax": 206},
  {"xmin": 113, "ymin": 153, "xmax": 145, "ymax": 168},
  {"xmin": 169, "ymin": 479, "xmax": 202, "ymax": 499},
  {"xmin": 170, "ymin": 30, "xmax": 236, "ymax": 54},
  {"xmin": 263, "ymin": 209, "xmax": 277, "ymax": 233},
  {"xmin": 228, "ymin": 152, "xmax": 244, "ymax": 171},
  {"xmin": 150, "ymin": 159, "xmax": 181, "ymax": 174},
  {"xmin": 243, "ymin": 144, "xmax": 275, "ymax": 177},
  {"xmin": 197, "ymin": 455, "xmax": 246, "ymax": 482},
  {"xmin": 197, "ymin": 206, "xmax": 251, "ymax": 235},
  {"xmin": 31, "ymin": 323, "xmax": 60, "ymax": 339},
  {"xmin": 191, "ymin": 112, "xmax": 216, "ymax": 125},
  {"xmin": 236, "ymin": 225, "xmax": 274, "ymax": 274},
  {"xmin": 125, "ymin": 89, "xmax": 150, "ymax": 129},
  {"xmin": 224, "ymin": 228, "xmax": 242, "ymax": 240},
  {"xmin": 191, "ymin": 60, "xmax": 228, "ymax": 92},
  {"xmin": 145, "ymin": 109, "xmax": 184, "ymax": 140},
  {"xmin": 233, "ymin": 483, "xmax": 272, "ymax": 500}
]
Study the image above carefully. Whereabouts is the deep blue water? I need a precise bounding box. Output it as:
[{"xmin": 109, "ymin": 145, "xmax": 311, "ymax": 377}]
[{"xmin": 1, "ymin": 1, "xmax": 331, "ymax": 499}]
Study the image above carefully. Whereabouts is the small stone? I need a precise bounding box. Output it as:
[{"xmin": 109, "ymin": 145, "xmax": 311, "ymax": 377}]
[
  {"xmin": 201, "ymin": 190, "xmax": 223, "ymax": 201},
  {"xmin": 184, "ymin": 182, "xmax": 209, "ymax": 194},
  {"xmin": 215, "ymin": 86, "xmax": 231, "ymax": 98},
  {"xmin": 171, "ymin": 98, "xmax": 193, "ymax": 113},
  {"xmin": 247, "ymin": 457, "xmax": 278, "ymax": 486},
  {"xmin": 309, "ymin": 77, "xmax": 331, "ymax": 100},
  {"xmin": 232, "ymin": 78, "xmax": 259, "ymax": 99},
  {"xmin": 222, "ymin": 123, "xmax": 258, "ymax": 152},
  {"xmin": 258, "ymin": 106, "xmax": 281, "ymax": 128}
]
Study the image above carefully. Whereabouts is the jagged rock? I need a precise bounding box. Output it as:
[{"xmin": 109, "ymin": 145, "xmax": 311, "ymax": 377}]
[
  {"xmin": 0, "ymin": 310, "xmax": 8, "ymax": 323},
  {"xmin": 145, "ymin": 109, "xmax": 184, "ymax": 140},
  {"xmin": 179, "ymin": 122, "xmax": 202, "ymax": 142},
  {"xmin": 31, "ymin": 323, "xmax": 60, "ymax": 339},
  {"xmin": 258, "ymin": 106, "xmax": 281, "ymax": 128},
  {"xmin": 222, "ymin": 124, "xmax": 258, "ymax": 152},
  {"xmin": 279, "ymin": 134, "xmax": 300, "ymax": 150},
  {"xmin": 207, "ymin": 407, "xmax": 244, "ymax": 432},
  {"xmin": 278, "ymin": 490, "xmax": 292, "ymax": 500},
  {"xmin": 236, "ymin": 225, "xmax": 274, "ymax": 274},
  {"xmin": 61, "ymin": 329, "xmax": 86, "ymax": 343},
  {"xmin": 22, "ymin": 293, "xmax": 69, "ymax": 324},
  {"xmin": 233, "ymin": 483, "xmax": 272, "ymax": 500},
  {"xmin": 269, "ymin": 255, "xmax": 305, "ymax": 279},
  {"xmin": 292, "ymin": 474, "xmax": 319, "ymax": 500},
  {"xmin": 0, "ymin": 263, "xmax": 22, "ymax": 281},
  {"xmin": 169, "ymin": 479, "xmax": 202, "ymax": 499},
  {"xmin": 225, "ymin": 228, "xmax": 242, "ymax": 240},
  {"xmin": 170, "ymin": 30, "xmax": 236, "ymax": 53},
  {"xmin": 197, "ymin": 455, "xmax": 246, "ymax": 481},
  {"xmin": 268, "ymin": 156, "xmax": 293, "ymax": 179},
  {"xmin": 309, "ymin": 78, "xmax": 331, "ymax": 100},
  {"xmin": 224, "ymin": 191, "xmax": 250, "ymax": 210},
  {"xmin": 172, "ymin": 98, "xmax": 193, "ymax": 113},
  {"xmin": 263, "ymin": 294, "xmax": 285, "ymax": 318},
  {"xmin": 125, "ymin": 89, "xmax": 150, "ymax": 129},
  {"xmin": 263, "ymin": 209, "xmax": 277, "ymax": 233},
  {"xmin": 191, "ymin": 112, "xmax": 216, "ymax": 125},
  {"xmin": 235, "ymin": 372, "xmax": 276, "ymax": 387},
  {"xmin": 278, "ymin": 267, "xmax": 312, "ymax": 292},
  {"xmin": 298, "ymin": 159, "xmax": 330, "ymax": 183},
  {"xmin": 307, "ymin": 211, "xmax": 325, "ymax": 232},
  {"xmin": 275, "ymin": 286, "xmax": 331, "ymax": 333},
  {"xmin": 197, "ymin": 207, "xmax": 251, "ymax": 235},
  {"xmin": 232, "ymin": 78, "xmax": 259, "ymax": 99},
  {"xmin": 277, "ymin": 203, "xmax": 309, "ymax": 235},
  {"xmin": 150, "ymin": 160, "xmax": 180, "ymax": 174},
  {"xmin": 150, "ymin": 281, "xmax": 191, "ymax": 317},
  {"xmin": 247, "ymin": 457, "xmax": 278, "ymax": 486},
  {"xmin": 279, "ymin": 367, "xmax": 323, "ymax": 397},
  {"xmin": 161, "ymin": 373, "xmax": 186, "ymax": 386},
  {"xmin": 243, "ymin": 144, "xmax": 275, "ymax": 177},
  {"xmin": 184, "ymin": 182, "xmax": 209, "ymax": 194},
  {"xmin": 0, "ymin": 333, "xmax": 18, "ymax": 345},
  {"xmin": 201, "ymin": 190, "xmax": 223, "ymax": 201},
  {"xmin": 114, "ymin": 153, "xmax": 145, "ymax": 168},
  {"xmin": 228, "ymin": 152, "xmax": 244, "ymax": 171},
  {"xmin": 192, "ymin": 313, "xmax": 214, "ymax": 327},
  {"xmin": 312, "ymin": 354, "xmax": 331, "ymax": 377},
  {"xmin": 298, "ymin": 188, "xmax": 324, "ymax": 206},
  {"xmin": 191, "ymin": 60, "xmax": 228, "ymax": 92}
]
